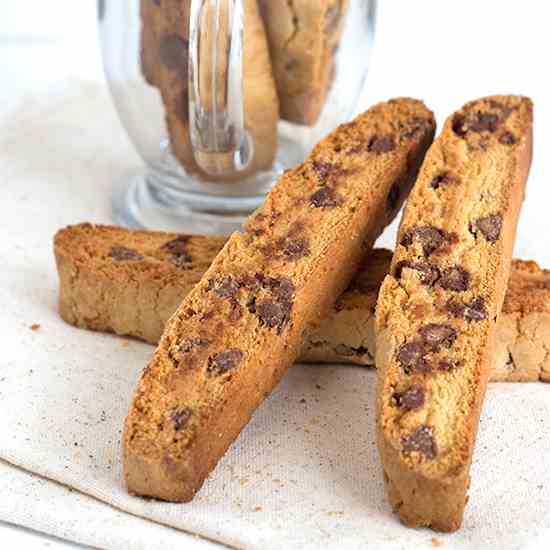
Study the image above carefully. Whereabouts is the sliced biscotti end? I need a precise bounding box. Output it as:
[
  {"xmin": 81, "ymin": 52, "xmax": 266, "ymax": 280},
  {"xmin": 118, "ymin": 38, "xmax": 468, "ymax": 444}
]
[
  {"xmin": 123, "ymin": 99, "xmax": 436, "ymax": 501},
  {"xmin": 54, "ymin": 223, "xmax": 225, "ymax": 342},
  {"xmin": 301, "ymin": 248, "xmax": 392, "ymax": 364},
  {"xmin": 375, "ymin": 96, "xmax": 533, "ymax": 531},
  {"xmin": 501, "ymin": 259, "xmax": 550, "ymax": 316},
  {"xmin": 493, "ymin": 259, "xmax": 550, "ymax": 382}
]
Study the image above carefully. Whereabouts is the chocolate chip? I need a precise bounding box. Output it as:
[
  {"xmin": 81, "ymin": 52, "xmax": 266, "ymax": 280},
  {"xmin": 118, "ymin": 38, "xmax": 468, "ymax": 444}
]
[
  {"xmin": 109, "ymin": 246, "xmax": 144, "ymax": 261},
  {"xmin": 200, "ymin": 310, "xmax": 215, "ymax": 322},
  {"xmin": 488, "ymin": 99, "xmax": 505, "ymax": 111},
  {"xmin": 469, "ymin": 112, "xmax": 501, "ymax": 133},
  {"xmin": 447, "ymin": 297, "xmax": 487, "ymax": 321},
  {"xmin": 281, "ymin": 237, "xmax": 310, "ymax": 260},
  {"xmin": 401, "ymin": 226, "xmax": 454, "ymax": 256},
  {"xmin": 311, "ymin": 161, "xmax": 339, "ymax": 183},
  {"xmin": 209, "ymin": 275, "xmax": 239, "ymax": 300},
  {"xmin": 488, "ymin": 100, "xmax": 514, "ymax": 118},
  {"xmin": 334, "ymin": 344, "xmax": 371, "ymax": 358},
  {"xmin": 453, "ymin": 111, "xmax": 501, "ymax": 136},
  {"xmin": 177, "ymin": 337, "xmax": 209, "ymax": 354},
  {"xmin": 207, "ymin": 349, "xmax": 245, "ymax": 375},
  {"xmin": 402, "ymin": 425, "xmax": 437, "ymax": 458},
  {"xmin": 368, "ymin": 135, "xmax": 395, "ymax": 153},
  {"xmin": 471, "ymin": 214, "xmax": 502, "ymax": 242},
  {"xmin": 257, "ymin": 300, "xmax": 292, "ymax": 333},
  {"xmin": 400, "ymin": 117, "xmax": 433, "ymax": 138},
  {"xmin": 162, "ymin": 236, "xmax": 190, "ymax": 255},
  {"xmin": 237, "ymin": 274, "xmax": 259, "ymax": 291},
  {"xmin": 451, "ymin": 115, "xmax": 467, "ymax": 137},
  {"xmin": 499, "ymin": 132, "xmax": 516, "ymax": 145},
  {"xmin": 505, "ymin": 353, "xmax": 516, "ymax": 372},
  {"xmin": 163, "ymin": 237, "xmax": 192, "ymax": 266},
  {"xmin": 228, "ymin": 304, "xmax": 242, "ymax": 322},
  {"xmin": 438, "ymin": 359, "xmax": 461, "ymax": 371},
  {"xmin": 171, "ymin": 408, "xmax": 191, "ymax": 431},
  {"xmin": 397, "ymin": 342, "xmax": 430, "ymax": 374},
  {"xmin": 159, "ymin": 34, "xmax": 189, "ymax": 72},
  {"xmin": 244, "ymin": 275, "xmax": 295, "ymax": 334},
  {"xmin": 260, "ymin": 276, "xmax": 295, "ymax": 301},
  {"xmin": 170, "ymin": 253, "xmax": 193, "ymax": 268},
  {"xmin": 430, "ymin": 173, "xmax": 449, "ymax": 189},
  {"xmin": 395, "ymin": 261, "xmax": 440, "ymax": 286},
  {"xmin": 310, "ymin": 187, "xmax": 343, "ymax": 208},
  {"xmin": 438, "ymin": 266, "xmax": 470, "ymax": 292},
  {"xmin": 419, "ymin": 323, "xmax": 457, "ymax": 351},
  {"xmin": 393, "ymin": 385, "xmax": 425, "ymax": 410}
]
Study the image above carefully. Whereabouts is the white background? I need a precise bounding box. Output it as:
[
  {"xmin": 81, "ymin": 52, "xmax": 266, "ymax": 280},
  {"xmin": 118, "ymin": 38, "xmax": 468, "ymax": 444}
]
[{"xmin": 0, "ymin": 1, "xmax": 549, "ymax": 548}]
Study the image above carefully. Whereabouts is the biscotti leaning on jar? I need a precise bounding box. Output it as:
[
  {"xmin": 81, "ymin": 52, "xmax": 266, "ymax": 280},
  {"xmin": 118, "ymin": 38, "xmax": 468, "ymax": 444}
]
[
  {"xmin": 375, "ymin": 95, "xmax": 533, "ymax": 531},
  {"xmin": 139, "ymin": 0, "xmax": 279, "ymax": 180},
  {"xmin": 258, "ymin": 0, "xmax": 350, "ymax": 125},
  {"xmin": 122, "ymin": 98, "xmax": 436, "ymax": 502},
  {"xmin": 55, "ymin": 224, "xmax": 550, "ymax": 383}
]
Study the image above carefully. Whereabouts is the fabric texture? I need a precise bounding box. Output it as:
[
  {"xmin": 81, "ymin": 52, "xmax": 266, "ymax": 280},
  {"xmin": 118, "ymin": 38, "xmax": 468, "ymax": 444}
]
[{"xmin": 0, "ymin": 84, "xmax": 548, "ymax": 549}]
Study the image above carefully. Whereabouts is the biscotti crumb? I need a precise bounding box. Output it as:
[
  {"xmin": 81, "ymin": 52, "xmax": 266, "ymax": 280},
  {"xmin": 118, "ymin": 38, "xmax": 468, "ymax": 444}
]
[{"xmin": 30, "ymin": 323, "xmax": 41, "ymax": 331}]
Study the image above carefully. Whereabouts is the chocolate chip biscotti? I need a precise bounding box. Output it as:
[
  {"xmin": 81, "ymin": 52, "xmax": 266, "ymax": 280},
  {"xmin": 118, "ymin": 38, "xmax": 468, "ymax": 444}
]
[
  {"xmin": 375, "ymin": 96, "xmax": 533, "ymax": 531},
  {"xmin": 140, "ymin": 0, "xmax": 279, "ymax": 179},
  {"xmin": 55, "ymin": 225, "xmax": 550, "ymax": 383},
  {"xmin": 258, "ymin": 0, "xmax": 348, "ymax": 125},
  {"xmin": 122, "ymin": 98, "xmax": 435, "ymax": 501}
]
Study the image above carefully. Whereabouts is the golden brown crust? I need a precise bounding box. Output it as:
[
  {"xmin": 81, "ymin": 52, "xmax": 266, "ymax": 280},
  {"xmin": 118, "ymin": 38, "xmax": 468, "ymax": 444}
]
[
  {"xmin": 122, "ymin": 98, "xmax": 435, "ymax": 501},
  {"xmin": 54, "ymin": 224, "xmax": 226, "ymax": 344},
  {"xmin": 55, "ymin": 226, "xmax": 550, "ymax": 383},
  {"xmin": 140, "ymin": 0, "xmax": 279, "ymax": 180},
  {"xmin": 258, "ymin": 0, "xmax": 349, "ymax": 125},
  {"xmin": 375, "ymin": 95, "xmax": 533, "ymax": 531}
]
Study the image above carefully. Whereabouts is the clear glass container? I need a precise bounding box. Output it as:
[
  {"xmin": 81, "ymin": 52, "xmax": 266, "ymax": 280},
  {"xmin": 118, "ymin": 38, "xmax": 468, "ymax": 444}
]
[{"xmin": 98, "ymin": 0, "xmax": 377, "ymax": 234}]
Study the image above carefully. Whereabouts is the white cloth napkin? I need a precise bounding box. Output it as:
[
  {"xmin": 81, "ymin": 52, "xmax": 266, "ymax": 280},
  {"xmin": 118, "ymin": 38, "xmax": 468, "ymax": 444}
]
[{"xmin": 0, "ymin": 83, "xmax": 549, "ymax": 550}]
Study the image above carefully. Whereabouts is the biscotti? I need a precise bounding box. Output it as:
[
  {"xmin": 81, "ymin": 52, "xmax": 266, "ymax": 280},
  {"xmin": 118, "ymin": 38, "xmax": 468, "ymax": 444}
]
[
  {"xmin": 55, "ymin": 224, "xmax": 226, "ymax": 344},
  {"xmin": 122, "ymin": 98, "xmax": 436, "ymax": 501},
  {"xmin": 55, "ymin": 224, "xmax": 550, "ymax": 383},
  {"xmin": 258, "ymin": 0, "xmax": 349, "ymax": 125},
  {"xmin": 140, "ymin": 0, "xmax": 279, "ymax": 179},
  {"xmin": 375, "ymin": 96, "xmax": 533, "ymax": 531}
]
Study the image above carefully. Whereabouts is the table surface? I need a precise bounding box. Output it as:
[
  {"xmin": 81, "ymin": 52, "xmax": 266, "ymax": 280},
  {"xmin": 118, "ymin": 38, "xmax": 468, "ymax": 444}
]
[{"xmin": 1, "ymin": 0, "xmax": 549, "ymax": 548}]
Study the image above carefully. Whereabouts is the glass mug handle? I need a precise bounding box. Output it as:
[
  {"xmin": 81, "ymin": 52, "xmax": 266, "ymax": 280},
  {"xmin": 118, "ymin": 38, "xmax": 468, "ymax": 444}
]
[{"xmin": 188, "ymin": 0, "xmax": 251, "ymax": 178}]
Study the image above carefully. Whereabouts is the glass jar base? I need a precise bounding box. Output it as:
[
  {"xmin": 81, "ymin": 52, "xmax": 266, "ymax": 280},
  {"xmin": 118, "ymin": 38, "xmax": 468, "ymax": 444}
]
[{"xmin": 112, "ymin": 172, "xmax": 268, "ymax": 235}]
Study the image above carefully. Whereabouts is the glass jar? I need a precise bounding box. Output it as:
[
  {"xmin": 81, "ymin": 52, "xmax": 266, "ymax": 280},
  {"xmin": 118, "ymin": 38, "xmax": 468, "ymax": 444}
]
[{"xmin": 99, "ymin": 0, "xmax": 377, "ymax": 234}]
